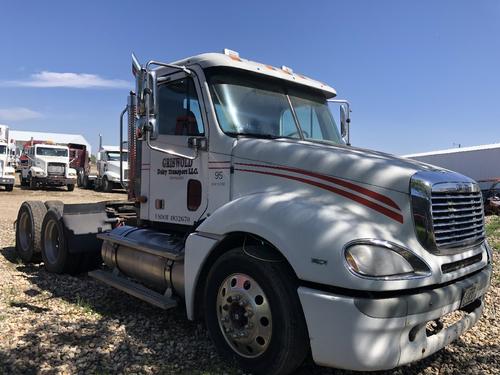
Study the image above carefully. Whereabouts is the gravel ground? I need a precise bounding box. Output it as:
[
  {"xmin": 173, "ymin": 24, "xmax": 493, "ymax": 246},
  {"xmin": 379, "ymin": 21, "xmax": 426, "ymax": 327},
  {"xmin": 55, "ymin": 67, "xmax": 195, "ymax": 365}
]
[{"xmin": 0, "ymin": 181, "xmax": 499, "ymax": 375}]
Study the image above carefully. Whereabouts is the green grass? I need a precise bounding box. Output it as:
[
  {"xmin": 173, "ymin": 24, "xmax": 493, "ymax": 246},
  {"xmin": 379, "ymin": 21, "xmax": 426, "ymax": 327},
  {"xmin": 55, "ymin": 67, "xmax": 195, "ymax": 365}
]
[
  {"xmin": 75, "ymin": 295, "xmax": 100, "ymax": 316},
  {"xmin": 486, "ymin": 216, "xmax": 500, "ymax": 250}
]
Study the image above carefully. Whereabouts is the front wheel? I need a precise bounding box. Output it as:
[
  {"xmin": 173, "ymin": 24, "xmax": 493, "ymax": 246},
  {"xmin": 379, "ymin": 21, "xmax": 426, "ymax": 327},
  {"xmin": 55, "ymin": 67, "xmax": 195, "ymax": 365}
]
[
  {"xmin": 5, "ymin": 184, "xmax": 13, "ymax": 192},
  {"xmin": 102, "ymin": 176, "xmax": 112, "ymax": 192},
  {"xmin": 204, "ymin": 247, "xmax": 309, "ymax": 375},
  {"xmin": 67, "ymin": 184, "xmax": 75, "ymax": 191}
]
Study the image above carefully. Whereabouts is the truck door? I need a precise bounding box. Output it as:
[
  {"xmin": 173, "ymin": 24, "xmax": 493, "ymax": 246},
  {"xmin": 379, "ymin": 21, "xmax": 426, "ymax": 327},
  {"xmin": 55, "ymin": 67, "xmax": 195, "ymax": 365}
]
[{"xmin": 147, "ymin": 72, "xmax": 208, "ymax": 226}]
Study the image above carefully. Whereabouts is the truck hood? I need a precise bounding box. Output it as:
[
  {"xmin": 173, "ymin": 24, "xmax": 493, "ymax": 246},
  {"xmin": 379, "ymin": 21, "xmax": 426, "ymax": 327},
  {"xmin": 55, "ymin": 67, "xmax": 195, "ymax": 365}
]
[
  {"xmin": 107, "ymin": 161, "xmax": 128, "ymax": 173},
  {"xmin": 231, "ymin": 138, "xmax": 442, "ymax": 194}
]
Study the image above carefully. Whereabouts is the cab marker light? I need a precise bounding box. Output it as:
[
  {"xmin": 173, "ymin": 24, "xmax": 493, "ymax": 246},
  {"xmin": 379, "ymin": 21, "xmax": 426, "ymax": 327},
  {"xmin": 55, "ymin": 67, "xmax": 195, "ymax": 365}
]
[
  {"xmin": 281, "ymin": 65, "xmax": 293, "ymax": 75},
  {"xmin": 223, "ymin": 48, "xmax": 241, "ymax": 61}
]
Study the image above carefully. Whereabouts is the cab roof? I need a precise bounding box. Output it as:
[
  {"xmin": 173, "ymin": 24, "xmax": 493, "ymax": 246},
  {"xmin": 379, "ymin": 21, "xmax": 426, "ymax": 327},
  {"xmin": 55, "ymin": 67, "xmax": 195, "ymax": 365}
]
[
  {"xmin": 161, "ymin": 52, "xmax": 337, "ymax": 98},
  {"xmin": 34, "ymin": 143, "xmax": 68, "ymax": 149}
]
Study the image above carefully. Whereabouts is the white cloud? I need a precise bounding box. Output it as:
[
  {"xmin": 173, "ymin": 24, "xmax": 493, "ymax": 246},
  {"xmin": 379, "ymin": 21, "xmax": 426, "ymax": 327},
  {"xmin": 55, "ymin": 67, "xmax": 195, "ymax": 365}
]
[
  {"xmin": 0, "ymin": 107, "xmax": 43, "ymax": 122},
  {"xmin": 4, "ymin": 71, "xmax": 130, "ymax": 89}
]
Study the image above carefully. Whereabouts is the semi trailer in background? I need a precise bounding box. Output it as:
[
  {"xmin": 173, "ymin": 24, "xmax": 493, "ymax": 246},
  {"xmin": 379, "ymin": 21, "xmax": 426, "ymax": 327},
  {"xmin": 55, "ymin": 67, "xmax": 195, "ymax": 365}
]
[
  {"xmin": 14, "ymin": 50, "xmax": 492, "ymax": 375},
  {"xmin": 404, "ymin": 144, "xmax": 500, "ymax": 212}
]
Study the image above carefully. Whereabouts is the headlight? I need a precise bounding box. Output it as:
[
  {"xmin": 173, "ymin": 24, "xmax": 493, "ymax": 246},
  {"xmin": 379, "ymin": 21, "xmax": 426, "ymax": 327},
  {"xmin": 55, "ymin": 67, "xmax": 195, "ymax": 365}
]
[{"xmin": 344, "ymin": 239, "xmax": 431, "ymax": 280}]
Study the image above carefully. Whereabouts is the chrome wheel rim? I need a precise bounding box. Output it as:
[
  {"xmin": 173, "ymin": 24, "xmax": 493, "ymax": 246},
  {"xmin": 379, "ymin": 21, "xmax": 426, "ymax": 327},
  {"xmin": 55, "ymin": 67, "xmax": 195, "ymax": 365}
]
[
  {"xmin": 44, "ymin": 220, "xmax": 60, "ymax": 264},
  {"xmin": 18, "ymin": 211, "xmax": 32, "ymax": 251},
  {"xmin": 216, "ymin": 273, "xmax": 272, "ymax": 358}
]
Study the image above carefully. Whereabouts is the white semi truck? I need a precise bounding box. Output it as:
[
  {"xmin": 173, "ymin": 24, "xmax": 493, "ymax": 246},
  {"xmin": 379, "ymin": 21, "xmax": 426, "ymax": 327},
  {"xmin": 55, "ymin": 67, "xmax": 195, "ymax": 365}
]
[
  {"xmin": 96, "ymin": 145, "xmax": 129, "ymax": 192},
  {"xmin": 14, "ymin": 50, "xmax": 492, "ymax": 374},
  {"xmin": 0, "ymin": 124, "xmax": 15, "ymax": 191},
  {"xmin": 20, "ymin": 143, "xmax": 77, "ymax": 191}
]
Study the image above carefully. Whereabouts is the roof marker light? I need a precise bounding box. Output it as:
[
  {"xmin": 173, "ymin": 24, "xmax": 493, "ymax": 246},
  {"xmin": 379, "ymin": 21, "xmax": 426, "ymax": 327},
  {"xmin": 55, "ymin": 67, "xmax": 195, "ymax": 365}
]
[
  {"xmin": 223, "ymin": 48, "xmax": 241, "ymax": 61},
  {"xmin": 281, "ymin": 65, "xmax": 293, "ymax": 74}
]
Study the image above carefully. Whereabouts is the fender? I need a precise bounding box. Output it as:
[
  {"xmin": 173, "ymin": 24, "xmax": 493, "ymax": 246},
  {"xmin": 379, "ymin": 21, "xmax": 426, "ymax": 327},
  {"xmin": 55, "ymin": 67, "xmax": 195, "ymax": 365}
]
[
  {"xmin": 67, "ymin": 167, "xmax": 77, "ymax": 179},
  {"xmin": 29, "ymin": 166, "xmax": 46, "ymax": 176}
]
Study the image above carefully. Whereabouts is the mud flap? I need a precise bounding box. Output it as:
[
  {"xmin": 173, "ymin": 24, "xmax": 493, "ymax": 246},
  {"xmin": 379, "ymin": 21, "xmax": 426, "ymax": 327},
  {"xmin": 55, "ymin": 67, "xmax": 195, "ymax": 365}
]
[{"xmin": 61, "ymin": 202, "xmax": 113, "ymax": 254}]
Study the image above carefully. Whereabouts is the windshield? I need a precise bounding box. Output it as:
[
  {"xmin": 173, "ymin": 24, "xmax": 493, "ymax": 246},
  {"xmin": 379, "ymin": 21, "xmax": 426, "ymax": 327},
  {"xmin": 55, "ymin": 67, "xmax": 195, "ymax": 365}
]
[
  {"xmin": 206, "ymin": 68, "xmax": 343, "ymax": 144},
  {"xmin": 107, "ymin": 152, "xmax": 128, "ymax": 162},
  {"xmin": 0, "ymin": 145, "xmax": 6, "ymax": 155},
  {"xmin": 36, "ymin": 147, "xmax": 68, "ymax": 157}
]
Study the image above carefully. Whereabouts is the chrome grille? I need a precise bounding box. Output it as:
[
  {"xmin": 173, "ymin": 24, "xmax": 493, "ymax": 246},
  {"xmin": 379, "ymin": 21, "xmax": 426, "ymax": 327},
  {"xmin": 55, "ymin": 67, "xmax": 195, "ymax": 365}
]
[
  {"xmin": 431, "ymin": 188, "xmax": 485, "ymax": 249},
  {"xmin": 47, "ymin": 162, "xmax": 65, "ymax": 176}
]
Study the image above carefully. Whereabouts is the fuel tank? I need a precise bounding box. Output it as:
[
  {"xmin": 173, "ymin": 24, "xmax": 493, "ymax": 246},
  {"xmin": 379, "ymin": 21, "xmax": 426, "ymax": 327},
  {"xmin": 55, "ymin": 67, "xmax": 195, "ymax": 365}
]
[{"xmin": 101, "ymin": 226, "xmax": 185, "ymax": 297}]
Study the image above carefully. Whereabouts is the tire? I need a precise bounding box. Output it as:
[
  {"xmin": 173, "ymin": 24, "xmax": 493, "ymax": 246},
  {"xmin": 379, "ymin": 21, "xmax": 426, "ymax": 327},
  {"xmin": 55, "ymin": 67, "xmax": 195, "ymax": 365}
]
[
  {"xmin": 67, "ymin": 184, "xmax": 75, "ymax": 192},
  {"xmin": 44, "ymin": 200, "xmax": 64, "ymax": 215},
  {"xmin": 204, "ymin": 247, "xmax": 309, "ymax": 375},
  {"xmin": 77, "ymin": 170, "xmax": 83, "ymax": 187},
  {"xmin": 5, "ymin": 184, "xmax": 13, "ymax": 192},
  {"xmin": 28, "ymin": 173, "xmax": 36, "ymax": 189},
  {"xmin": 40, "ymin": 208, "xmax": 81, "ymax": 274},
  {"xmin": 15, "ymin": 201, "xmax": 47, "ymax": 263},
  {"xmin": 102, "ymin": 176, "xmax": 112, "ymax": 192}
]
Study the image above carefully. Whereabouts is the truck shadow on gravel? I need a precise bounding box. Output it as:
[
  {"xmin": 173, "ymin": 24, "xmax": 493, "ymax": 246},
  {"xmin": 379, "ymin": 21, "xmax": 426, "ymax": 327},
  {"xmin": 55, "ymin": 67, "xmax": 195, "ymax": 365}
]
[{"xmin": 1, "ymin": 245, "xmax": 499, "ymax": 375}]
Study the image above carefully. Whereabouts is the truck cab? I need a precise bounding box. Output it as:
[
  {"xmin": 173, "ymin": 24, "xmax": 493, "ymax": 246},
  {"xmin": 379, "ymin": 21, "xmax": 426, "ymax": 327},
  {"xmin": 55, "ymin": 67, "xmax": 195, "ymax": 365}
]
[
  {"xmin": 21, "ymin": 143, "xmax": 77, "ymax": 191},
  {"xmin": 127, "ymin": 50, "xmax": 491, "ymax": 372},
  {"xmin": 0, "ymin": 141, "xmax": 15, "ymax": 191},
  {"xmin": 96, "ymin": 146, "xmax": 128, "ymax": 192}
]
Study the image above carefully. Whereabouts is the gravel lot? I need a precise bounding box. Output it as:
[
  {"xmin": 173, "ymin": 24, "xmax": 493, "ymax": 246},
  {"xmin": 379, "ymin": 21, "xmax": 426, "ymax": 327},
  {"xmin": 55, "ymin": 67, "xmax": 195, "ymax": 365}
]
[{"xmin": 0, "ymin": 181, "xmax": 499, "ymax": 375}]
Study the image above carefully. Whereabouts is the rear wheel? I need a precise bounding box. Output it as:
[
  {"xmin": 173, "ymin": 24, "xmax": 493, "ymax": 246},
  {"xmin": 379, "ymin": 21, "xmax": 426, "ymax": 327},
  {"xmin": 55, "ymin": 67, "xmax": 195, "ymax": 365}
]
[
  {"xmin": 44, "ymin": 200, "xmax": 64, "ymax": 215},
  {"xmin": 15, "ymin": 201, "xmax": 47, "ymax": 263},
  {"xmin": 204, "ymin": 247, "xmax": 309, "ymax": 375},
  {"xmin": 41, "ymin": 208, "xmax": 81, "ymax": 274}
]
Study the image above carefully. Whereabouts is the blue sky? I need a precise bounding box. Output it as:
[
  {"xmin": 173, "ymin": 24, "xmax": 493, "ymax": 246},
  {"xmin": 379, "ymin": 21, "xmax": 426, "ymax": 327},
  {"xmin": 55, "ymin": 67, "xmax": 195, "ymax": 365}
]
[{"xmin": 0, "ymin": 0, "xmax": 499, "ymax": 155}]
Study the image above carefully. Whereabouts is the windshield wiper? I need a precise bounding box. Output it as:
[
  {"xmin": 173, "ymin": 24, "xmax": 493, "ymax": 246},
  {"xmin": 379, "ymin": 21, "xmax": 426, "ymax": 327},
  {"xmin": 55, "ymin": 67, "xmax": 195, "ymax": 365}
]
[{"xmin": 226, "ymin": 132, "xmax": 288, "ymax": 140}]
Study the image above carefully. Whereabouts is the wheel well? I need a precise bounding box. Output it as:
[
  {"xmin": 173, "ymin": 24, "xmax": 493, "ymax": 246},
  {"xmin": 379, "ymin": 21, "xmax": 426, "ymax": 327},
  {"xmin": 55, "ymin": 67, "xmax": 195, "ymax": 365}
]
[{"xmin": 192, "ymin": 231, "xmax": 298, "ymax": 321}]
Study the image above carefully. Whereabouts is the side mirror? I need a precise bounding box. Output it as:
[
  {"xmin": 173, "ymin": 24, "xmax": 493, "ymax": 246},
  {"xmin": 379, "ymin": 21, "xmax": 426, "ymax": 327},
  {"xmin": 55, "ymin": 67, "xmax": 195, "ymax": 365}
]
[
  {"xmin": 340, "ymin": 105, "xmax": 348, "ymax": 138},
  {"xmin": 328, "ymin": 99, "xmax": 351, "ymax": 146}
]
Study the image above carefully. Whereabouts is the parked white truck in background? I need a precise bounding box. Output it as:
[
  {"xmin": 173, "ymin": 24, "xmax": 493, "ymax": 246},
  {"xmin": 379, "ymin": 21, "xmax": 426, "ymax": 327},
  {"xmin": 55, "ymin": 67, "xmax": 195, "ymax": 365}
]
[
  {"xmin": 0, "ymin": 124, "xmax": 15, "ymax": 191},
  {"xmin": 15, "ymin": 50, "xmax": 492, "ymax": 375},
  {"xmin": 96, "ymin": 145, "xmax": 128, "ymax": 192},
  {"xmin": 20, "ymin": 143, "xmax": 77, "ymax": 191}
]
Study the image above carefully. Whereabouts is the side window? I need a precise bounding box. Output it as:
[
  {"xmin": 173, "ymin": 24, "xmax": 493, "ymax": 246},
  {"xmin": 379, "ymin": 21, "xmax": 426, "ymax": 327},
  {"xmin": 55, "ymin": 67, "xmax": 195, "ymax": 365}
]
[
  {"xmin": 294, "ymin": 106, "xmax": 323, "ymax": 140},
  {"xmin": 157, "ymin": 77, "xmax": 205, "ymax": 136},
  {"xmin": 280, "ymin": 109, "xmax": 301, "ymax": 138}
]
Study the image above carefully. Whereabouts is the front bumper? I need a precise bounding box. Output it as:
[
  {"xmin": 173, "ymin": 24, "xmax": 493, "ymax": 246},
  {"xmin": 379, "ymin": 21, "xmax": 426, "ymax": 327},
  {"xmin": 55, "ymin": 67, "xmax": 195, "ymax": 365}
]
[
  {"xmin": 298, "ymin": 265, "xmax": 491, "ymax": 371},
  {"xmin": 33, "ymin": 176, "xmax": 76, "ymax": 186},
  {"xmin": 0, "ymin": 176, "xmax": 15, "ymax": 185}
]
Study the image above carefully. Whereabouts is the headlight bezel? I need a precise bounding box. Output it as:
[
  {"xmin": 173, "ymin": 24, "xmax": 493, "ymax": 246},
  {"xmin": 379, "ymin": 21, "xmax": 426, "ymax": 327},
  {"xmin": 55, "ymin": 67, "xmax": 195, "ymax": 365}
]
[{"xmin": 344, "ymin": 239, "xmax": 432, "ymax": 281}]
